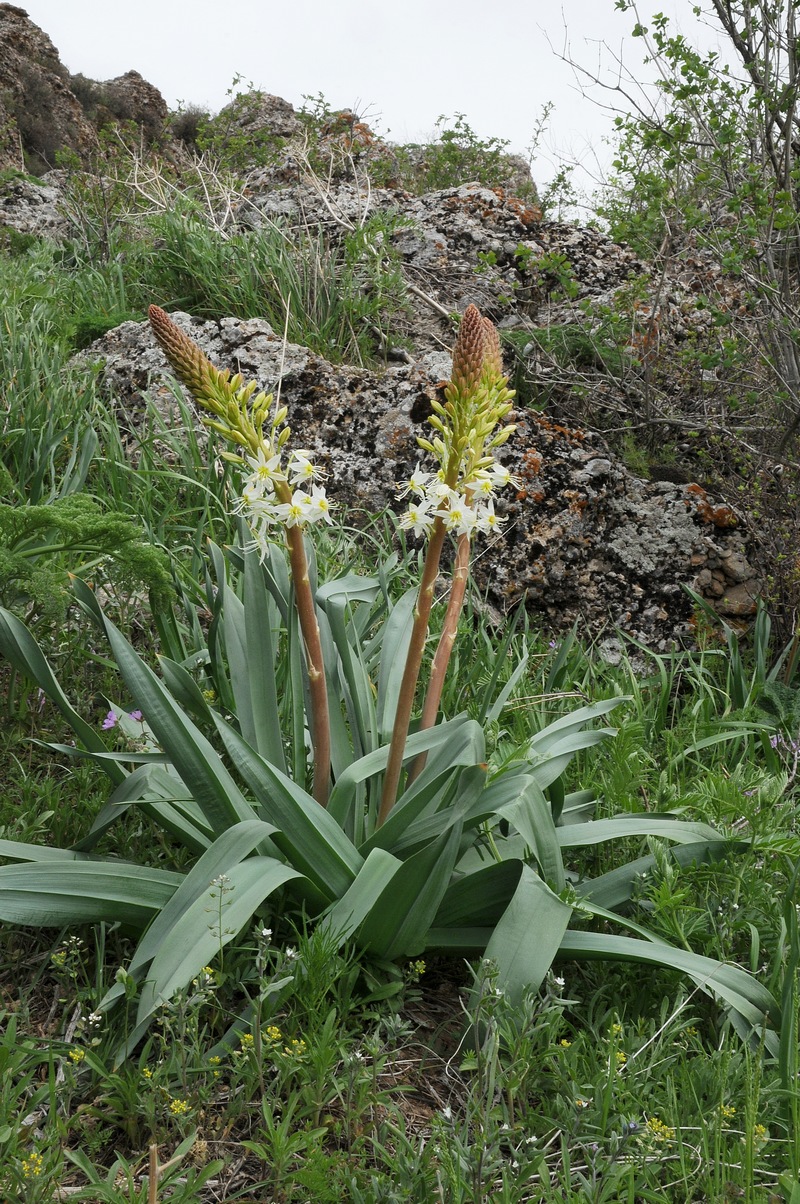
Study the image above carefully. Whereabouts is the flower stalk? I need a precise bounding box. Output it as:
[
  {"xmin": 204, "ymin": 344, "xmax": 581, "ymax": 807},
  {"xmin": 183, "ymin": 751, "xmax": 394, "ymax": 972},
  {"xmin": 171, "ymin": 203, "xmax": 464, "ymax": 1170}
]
[
  {"xmin": 148, "ymin": 305, "xmax": 332, "ymax": 805},
  {"xmin": 377, "ymin": 305, "xmax": 516, "ymax": 825}
]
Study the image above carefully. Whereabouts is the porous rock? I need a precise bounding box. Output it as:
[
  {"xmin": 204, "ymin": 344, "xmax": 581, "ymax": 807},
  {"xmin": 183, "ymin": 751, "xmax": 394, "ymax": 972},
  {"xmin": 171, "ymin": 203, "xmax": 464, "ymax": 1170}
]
[{"xmin": 79, "ymin": 312, "xmax": 761, "ymax": 647}]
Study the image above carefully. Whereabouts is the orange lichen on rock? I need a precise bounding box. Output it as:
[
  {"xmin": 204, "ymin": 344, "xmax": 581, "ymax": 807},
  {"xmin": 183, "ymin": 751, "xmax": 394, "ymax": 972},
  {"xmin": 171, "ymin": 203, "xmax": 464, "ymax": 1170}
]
[{"xmin": 685, "ymin": 483, "xmax": 738, "ymax": 528}]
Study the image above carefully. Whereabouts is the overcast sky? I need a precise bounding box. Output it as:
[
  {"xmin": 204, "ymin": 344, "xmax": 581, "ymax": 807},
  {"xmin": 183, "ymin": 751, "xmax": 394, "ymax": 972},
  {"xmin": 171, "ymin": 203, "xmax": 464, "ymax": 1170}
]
[{"xmin": 19, "ymin": 0, "xmax": 722, "ymax": 206}]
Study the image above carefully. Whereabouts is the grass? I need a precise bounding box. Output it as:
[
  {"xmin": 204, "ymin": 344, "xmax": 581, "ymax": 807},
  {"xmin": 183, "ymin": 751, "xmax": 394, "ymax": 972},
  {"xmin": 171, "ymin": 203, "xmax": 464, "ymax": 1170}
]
[{"xmin": 1, "ymin": 149, "xmax": 799, "ymax": 1202}]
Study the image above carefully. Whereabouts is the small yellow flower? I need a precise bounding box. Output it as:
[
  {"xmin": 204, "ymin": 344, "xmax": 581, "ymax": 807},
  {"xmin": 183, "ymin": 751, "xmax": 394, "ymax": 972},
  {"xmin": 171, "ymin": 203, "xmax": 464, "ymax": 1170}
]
[
  {"xmin": 68, "ymin": 1048, "xmax": 85, "ymax": 1064},
  {"xmin": 240, "ymin": 1032, "xmax": 255, "ymax": 1049},
  {"xmin": 615, "ymin": 1050, "xmax": 627, "ymax": 1066},
  {"xmin": 611, "ymin": 1023, "xmax": 623, "ymax": 1036},
  {"xmin": 21, "ymin": 1152, "xmax": 44, "ymax": 1178},
  {"xmin": 265, "ymin": 1025, "xmax": 282, "ymax": 1042},
  {"xmin": 208, "ymin": 1055, "xmax": 221, "ymax": 1065},
  {"xmin": 719, "ymin": 1104, "xmax": 736, "ymax": 1120},
  {"xmin": 169, "ymin": 1097, "xmax": 191, "ymax": 1117},
  {"xmin": 412, "ymin": 959, "xmax": 426, "ymax": 975},
  {"xmin": 684, "ymin": 1025, "xmax": 698, "ymax": 1037},
  {"xmin": 646, "ymin": 1116, "xmax": 676, "ymax": 1142},
  {"xmin": 141, "ymin": 1067, "xmax": 153, "ymax": 1079},
  {"xmin": 202, "ymin": 688, "xmax": 217, "ymax": 703},
  {"xmin": 559, "ymin": 1039, "xmax": 572, "ymax": 1049}
]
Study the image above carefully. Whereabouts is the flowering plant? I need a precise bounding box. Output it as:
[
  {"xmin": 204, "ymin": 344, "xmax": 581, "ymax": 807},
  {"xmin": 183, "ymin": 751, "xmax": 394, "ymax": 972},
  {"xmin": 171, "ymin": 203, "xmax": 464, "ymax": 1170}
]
[{"xmin": 0, "ymin": 306, "xmax": 779, "ymax": 1060}]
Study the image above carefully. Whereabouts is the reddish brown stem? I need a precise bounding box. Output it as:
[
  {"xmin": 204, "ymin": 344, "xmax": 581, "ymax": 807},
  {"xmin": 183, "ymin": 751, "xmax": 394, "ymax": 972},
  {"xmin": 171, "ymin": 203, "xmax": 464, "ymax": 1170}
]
[
  {"xmin": 285, "ymin": 526, "xmax": 331, "ymax": 806},
  {"xmin": 377, "ymin": 517, "xmax": 449, "ymax": 826},
  {"xmin": 408, "ymin": 531, "xmax": 471, "ymax": 784}
]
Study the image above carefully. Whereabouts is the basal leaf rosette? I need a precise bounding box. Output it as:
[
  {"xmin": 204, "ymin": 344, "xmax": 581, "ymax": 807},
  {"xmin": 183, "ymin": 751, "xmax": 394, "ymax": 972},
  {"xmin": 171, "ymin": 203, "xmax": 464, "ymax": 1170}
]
[
  {"xmin": 398, "ymin": 304, "xmax": 517, "ymax": 541},
  {"xmin": 148, "ymin": 306, "xmax": 333, "ymax": 559}
]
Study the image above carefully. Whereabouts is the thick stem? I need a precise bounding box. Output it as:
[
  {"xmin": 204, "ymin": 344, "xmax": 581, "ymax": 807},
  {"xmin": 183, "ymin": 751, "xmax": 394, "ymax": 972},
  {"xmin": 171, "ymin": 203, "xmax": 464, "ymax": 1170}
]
[
  {"xmin": 285, "ymin": 526, "xmax": 331, "ymax": 806},
  {"xmin": 377, "ymin": 518, "xmax": 449, "ymax": 826},
  {"xmin": 408, "ymin": 531, "xmax": 471, "ymax": 784}
]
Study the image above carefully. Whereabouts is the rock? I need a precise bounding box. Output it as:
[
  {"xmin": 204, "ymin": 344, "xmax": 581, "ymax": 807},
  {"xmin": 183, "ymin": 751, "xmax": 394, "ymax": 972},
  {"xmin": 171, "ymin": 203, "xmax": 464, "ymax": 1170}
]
[
  {"xmin": 717, "ymin": 580, "xmax": 760, "ymax": 617},
  {"xmin": 0, "ymin": 3, "xmax": 98, "ymax": 172},
  {"xmin": 0, "ymin": 171, "xmax": 66, "ymax": 239},
  {"xmin": 77, "ymin": 312, "xmax": 763, "ymax": 648},
  {"xmin": 92, "ymin": 70, "xmax": 168, "ymax": 141}
]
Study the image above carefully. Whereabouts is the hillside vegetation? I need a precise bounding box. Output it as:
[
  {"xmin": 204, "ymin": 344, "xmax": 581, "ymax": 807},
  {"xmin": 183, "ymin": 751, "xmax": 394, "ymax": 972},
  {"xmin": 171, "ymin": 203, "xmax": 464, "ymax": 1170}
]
[{"xmin": 1, "ymin": 3, "xmax": 800, "ymax": 1200}]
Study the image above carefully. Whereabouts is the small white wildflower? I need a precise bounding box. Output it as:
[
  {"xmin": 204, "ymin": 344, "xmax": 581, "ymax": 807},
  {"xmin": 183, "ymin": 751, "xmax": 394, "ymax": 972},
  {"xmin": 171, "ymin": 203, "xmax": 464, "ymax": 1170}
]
[
  {"xmin": 287, "ymin": 450, "xmax": 317, "ymax": 484},
  {"xmin": 274, "ymin": 490, "xmax": 312, "ymax": 528},
  {"xmin": 245, "ymin": 448, "xmax": 282, "ymax": 485},
  {"xmin": 284, "ymin": 946, "xmax": 298, "ymax": 961},
  {"xmin": 261, "ymin": 928, "xmax": 272, "ymax": 940},
  {"xmin": 398, "ymin": 464, "xmax": 431, "ymax": 498},
  {"xmin": 399, "ymin": 500, "xmax": 436, "ymax": 538},
  {"xmin": 441, "ymin": 497, "xmax": 478, "ymax": 537},
  {"xmin": 304, "ymin": 485, "xmax": 333, "ymax": 525},
  {"xmin": 475, "ymin": 498, "xmax": 504, "ymax": 534},
  {"xmin": 554, "ymin": 976, "xmax": 565, "ymax": 987}
]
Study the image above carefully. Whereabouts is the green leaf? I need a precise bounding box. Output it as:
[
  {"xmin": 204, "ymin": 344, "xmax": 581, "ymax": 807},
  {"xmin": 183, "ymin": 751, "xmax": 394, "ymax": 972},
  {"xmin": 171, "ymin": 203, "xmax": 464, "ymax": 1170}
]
[
  {"xmin": 557, "ymin": 931, "xmax": 779, "ymax": 1053},
  {"xmin": 0, "ymin": 862, "xmax": 180, "ymax": 927},
  {"xmin": 72, "ymin": 580, "xmax": 257, "ymax": 836},
  {"xmin": 557, "ymin": 816, "xmax": 726, "ymax": 848},
  {"xmin": 212, "ymin": 714, "xmax": 362, "ymax": 900},
  {"xmin": 135, "ymin": 856, "xmax": 300, "ymax": 1026},
  {"xmin": 483, "ymin": 865, "xmax": 573, "ymax": 1002},
  {"xmin": 320, "ymin": 847, "xmax": 403, "ymax": 942},
  {"xmin": 578, "ymin": 840, "xmax": 736, "ymax": 909},
  {"xmin": 357, "ymin": 822, "xmax": 464, "ymax": 959},
  {"xmin": 243, "ymin": 548, "xmax": 286, "ymax": 769},
  {"xmin": 101, "ymin": 819, "xmax": 279, "ymax": 1011},
  {"xmin": 434, "ymin": 860, "xmax": 523, "ymax": 928},
  {"xmin": 376, "ymin": 587, "xmax": 417, "ymax": 741},
  {"xmin": 496, "ymin": 775, "xmax": 565, "ymax": 890}
]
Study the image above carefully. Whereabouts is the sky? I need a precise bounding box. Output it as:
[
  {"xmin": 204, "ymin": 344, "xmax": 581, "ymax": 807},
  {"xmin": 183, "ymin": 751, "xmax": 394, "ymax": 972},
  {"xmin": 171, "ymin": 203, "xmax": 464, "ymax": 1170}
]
[{"xmin": 18, "ymin": 0, "xmax": 723, "ymax": 208}]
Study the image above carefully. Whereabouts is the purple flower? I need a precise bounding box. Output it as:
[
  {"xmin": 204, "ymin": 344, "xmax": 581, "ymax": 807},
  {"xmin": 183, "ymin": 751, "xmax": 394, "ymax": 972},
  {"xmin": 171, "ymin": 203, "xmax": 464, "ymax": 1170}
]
[
  {"xmin": 770, "ymin": 734, "xmax": 780, "ymax": 749},
  {"xmin": 101, "ymin": 710, "xmax": 118, "ymax": 731},
  {"xmin": 129, "ymin": 710, "xmax": 144, "ymax": 722}
]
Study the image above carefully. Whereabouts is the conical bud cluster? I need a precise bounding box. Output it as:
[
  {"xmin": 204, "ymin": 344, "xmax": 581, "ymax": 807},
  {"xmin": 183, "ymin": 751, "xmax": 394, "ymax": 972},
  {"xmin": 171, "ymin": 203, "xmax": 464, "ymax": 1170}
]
[
  {"xmin": 398, "ymin": 304, "xmax": 519, "ymax": 544},
  {"xmin": 149, "ymin": 305, "xmax": 220, "ymax": 404},
  {"xmin": 148, "ymin": 305, "xmax": 333, "ymax": 549}
]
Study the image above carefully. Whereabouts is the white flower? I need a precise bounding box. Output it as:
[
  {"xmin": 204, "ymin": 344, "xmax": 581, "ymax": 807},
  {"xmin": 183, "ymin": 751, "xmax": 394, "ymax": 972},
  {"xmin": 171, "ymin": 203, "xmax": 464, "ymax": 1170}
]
[
  {"xmin": 274, "ymin": 490, "xmax": 312, "ymax": 527},
  {"xmin": 287, "ymin": 450, "xmax": 317, "ymax": 484},
  {"xmin": 304, "ymin": 485, "xmax": 333, "ymax": 525},
  {"xmin": 475, "ymin": 498, "xmax": 504, "ymax": 534},
  {"xmin": 488, "ymin": 462, "xmax": 518, "ymax": 490},
  {"xmin": 261, "ymin": 928, "xmax": 272, "ymax": 940},
  {"xmin": 441, "ymin": 497, "xmax": 478, "ymax": 537},
  {"xmin": 284, "ymin": 946, "xmax": 298, "ymax": 961},
  {"xmin": 246, "ymin": 492, "xmax": 280, "ymax": 524},
  {"xmin": 245, "ymin": 448, "xmax": 283, "ymax": 486},
  {"xmin": 471, "ymin": 470, "xmax": 495, "ymax": 498},
  {"xmin": 397, "ymin": 464, "xmax": 431, "ymax": 498},
  {"xmin": 399, "ymin": 499, "xmax": 436, "ymax": 538}
]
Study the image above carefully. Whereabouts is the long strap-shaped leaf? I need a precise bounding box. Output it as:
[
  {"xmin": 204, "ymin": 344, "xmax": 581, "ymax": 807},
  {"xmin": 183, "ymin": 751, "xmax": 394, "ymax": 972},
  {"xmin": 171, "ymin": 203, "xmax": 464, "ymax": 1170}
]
[
  {"xmin": 557, "ymin": 930, "xmax": 780, "ymax": 1055},
  {"xmin": 483, "ymin": 865, "xmax": 573, "ymax": 1002},
  {"xmin": 100, "ymin": 818, "xmax": 280, "ymax": 1013},
  {"xmin": 136, "ymin": 856, "xmax": 301, "ymax": 1026},
  {"xmin": 0, "ymin": 861, "xmax": 180, "ymax": 928},
  {"xmin": 211, "ymin": 713, "xmax": 362, "ymax": 901},
  {"xmin": 72, "ymin": 579, "xmax": 257, "ymax": 836},
  {"xmin": 357, "ymin": 822, "xmax": 464, "ymax": 960}
]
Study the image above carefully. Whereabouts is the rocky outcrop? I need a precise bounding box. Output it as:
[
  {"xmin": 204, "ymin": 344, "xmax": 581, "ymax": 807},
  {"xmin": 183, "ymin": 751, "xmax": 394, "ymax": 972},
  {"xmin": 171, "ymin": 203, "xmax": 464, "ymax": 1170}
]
[
  {"xmin": 79, "ymin": 311, "xmax": 761, "ymax": 647},
  {"xmin": 89, "ymin": 70, "xmax": 168, "ymax": 141},
  {"xmin": 0, "ymin": 3, "xmax": 98, "ymax": 172},
  {"xmin": 0, "ymin": 7, "xmax": 170, "ymax": 174}
]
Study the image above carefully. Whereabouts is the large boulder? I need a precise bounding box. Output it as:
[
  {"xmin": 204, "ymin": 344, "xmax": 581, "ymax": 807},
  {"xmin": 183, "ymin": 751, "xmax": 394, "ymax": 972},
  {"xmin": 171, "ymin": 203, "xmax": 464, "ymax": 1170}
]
[{"xmin": 79, "ymin": 311, "xmax": 761, "ymax": 647}]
